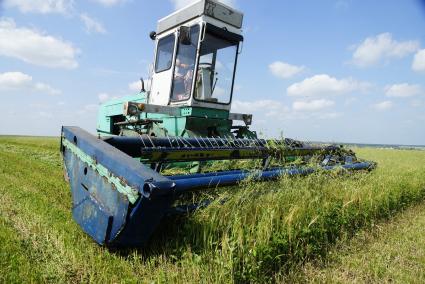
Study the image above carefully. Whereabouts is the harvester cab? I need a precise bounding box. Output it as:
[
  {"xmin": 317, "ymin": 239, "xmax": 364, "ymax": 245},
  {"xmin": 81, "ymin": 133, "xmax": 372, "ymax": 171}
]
[
  {"xmin": 97, "ymin": 0, "xmax": 252, "ymax": 139},
  {"xmin": 149, "ymin": 0, "xmax": 242, "ymax": 110},
  {"xmin": 61, "ymin": 0, "xmax": 376, "ymax": 247}
]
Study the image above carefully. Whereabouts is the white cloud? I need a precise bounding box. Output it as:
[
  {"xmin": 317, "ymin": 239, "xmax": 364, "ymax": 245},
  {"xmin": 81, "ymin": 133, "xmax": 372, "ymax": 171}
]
[
  {"xmin": 90, "ymin": 0, "xmax": 126, "ymax": 6},
  {"xmin": 232, "ymin": 99, "xmax": 288, "ymax": 114},
  {"xmin": 0, "ymin": 71, "xmax": 61, "ymax": 95},
  {"xmin": 98, "ymin": 92, "xmax": 123, "ymax": 103},
  {"xmin": 372, "ymin": 100, "xmax": 393, "ymax": 111},
  {"xmin": 98, "ymin": 93, "xmax": 110, "ymax": 103},
  {"xmin": 171, "ymin": 0, "xmax": 236, "ymax": 10},
  {"xmin": 4, "ymin": 0, "xmax": 74, "ymax": 14},
  {"xmin": 34, "ymin": 82, "xmax": 61, "ymax": 95},
  {"xmin": 231, "ymin": 99, "xmax": 292, "ymax": 130},
  {"xmin": 0, "ymin": 71, "xmax": 32, "ymax": 88},
  {"xmin": 269, "ymin": 61, "xmax": 305, "ymax": 79},
  {"xmin": 0, "ymin": 19, "xmax": 79, "ymax": 69},
  {"xmin": 351, "ymin": 33, "xmax": 419, "ymax": 67},
  {"xmin": 77, "ymin": 104, "xmax": 99, "ymax": 115},
  {"xmin": 232, "ymin": 99, "xmax": 341, "ymax": 128},
  {"xmin": 385, "ymin": 83, "xmax": 422, "ymax": 98},
  {"xmin": 129, "ymin": 80, "xmax": 142, "ymax": 92},
  {"xmin": 412, "ymin": 49, "xmax": 425, "ymax": 72},
  {"xmin": 287, "ymin": 74, "xmax": 369, "ymax": 97},
  {"xmin": 292, "ymin": 99, "xmax": 335, "ymax": 112},
  {"xmin": 80, "ymin": 13, "xmax": 106, "ymax": 34},
  {"xmin": 317, "ymin": 112, "xmax": 342, "ymax": 119},
  {"xmin": 129, "ymin": 79, "xmax": 151, "ymax": 92}
]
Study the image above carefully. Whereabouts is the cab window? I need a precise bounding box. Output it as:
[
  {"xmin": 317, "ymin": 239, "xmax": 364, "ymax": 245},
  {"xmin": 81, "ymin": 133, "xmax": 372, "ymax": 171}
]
[
  {"xmin": 194, "ymin": 30, "xmax": 238, "ymax": 104},
  {"xmin": 155, "ymin": 34, "xmax": 175, "ymax": 73},
  {"xmin": 171, "ymin": 25, "xmax": 200, "ymax": 102}
]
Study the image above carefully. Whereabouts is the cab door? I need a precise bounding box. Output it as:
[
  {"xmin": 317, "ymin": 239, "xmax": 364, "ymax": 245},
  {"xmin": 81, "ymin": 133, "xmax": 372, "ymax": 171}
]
[{"xmin": 149, "ymin": 33, "xmax": 176, "ymax": 105}]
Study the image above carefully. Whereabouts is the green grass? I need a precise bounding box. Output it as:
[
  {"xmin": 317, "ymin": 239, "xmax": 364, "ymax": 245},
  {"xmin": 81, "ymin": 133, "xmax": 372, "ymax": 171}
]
[
  {"xmin": 283, "ymin": 201, "xmax": 425, "ymax": 283},
  {"xmin": 0, "ymin": 136, "xmax": 425, "ymax": 283},
  {"xmin": 0, "ymin": 216, "xmax": 44, "ymax": 283}
]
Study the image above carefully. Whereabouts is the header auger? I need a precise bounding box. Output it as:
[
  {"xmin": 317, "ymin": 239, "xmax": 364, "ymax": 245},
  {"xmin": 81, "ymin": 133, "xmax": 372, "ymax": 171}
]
[{"xmin": 61, "ymin": 0, "xmax": 375, "ymax": 246}]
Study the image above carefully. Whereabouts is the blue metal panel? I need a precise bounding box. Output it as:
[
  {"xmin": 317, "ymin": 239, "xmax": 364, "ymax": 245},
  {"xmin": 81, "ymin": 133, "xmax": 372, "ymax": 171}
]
[
  {"xmin": 64, "ymin": 148, "xmax": 120, "ymax": 244},
  {"xmin": 61, "ymin": 126, "xmax": 176, "ymax": 246},
  {"xmin": 62, "ymin": 127, "xmax": 174, "ymax": 191}
]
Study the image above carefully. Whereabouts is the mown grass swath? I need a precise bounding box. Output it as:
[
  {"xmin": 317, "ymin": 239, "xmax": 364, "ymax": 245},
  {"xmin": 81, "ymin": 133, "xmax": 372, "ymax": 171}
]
[{"xmin": 0, "ymin": 136, "xmax": 424, "ymax": 283}]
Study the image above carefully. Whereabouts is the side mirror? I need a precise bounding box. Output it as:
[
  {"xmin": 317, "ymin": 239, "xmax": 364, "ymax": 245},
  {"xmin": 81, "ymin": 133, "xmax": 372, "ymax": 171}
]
[
  {"xmin": 179, "ymin": 26, "xmax": 191, "ymax": 45},
  {"xmin": 140, "ymin": 77, "xmax": 146, "ymax": 93},
  {"xmin": 149, "ymin": 31, "xmax": 156, "ymax": 40}
]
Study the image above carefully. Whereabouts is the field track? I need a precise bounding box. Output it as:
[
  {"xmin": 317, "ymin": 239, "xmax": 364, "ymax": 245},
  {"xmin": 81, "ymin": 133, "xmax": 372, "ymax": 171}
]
[{"xmin": 1, "ymin": 136, "xmax": 425, "ymax": 283}]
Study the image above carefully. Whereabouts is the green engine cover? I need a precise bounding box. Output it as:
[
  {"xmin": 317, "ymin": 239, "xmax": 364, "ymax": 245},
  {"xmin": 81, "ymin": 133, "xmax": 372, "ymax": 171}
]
[{"xmin": 96, "ymin": 92, "xmax": 240, "ymax": 138}]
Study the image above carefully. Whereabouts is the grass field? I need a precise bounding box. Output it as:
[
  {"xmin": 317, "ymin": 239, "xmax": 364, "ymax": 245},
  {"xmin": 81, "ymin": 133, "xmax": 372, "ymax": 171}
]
[
  {"xmin": 1, "ymin": 136, "xmax": 425, "ymax": 283},
  {"xmin": 283, "ymin": 201, "xmax": 425, "ymax": 283}
]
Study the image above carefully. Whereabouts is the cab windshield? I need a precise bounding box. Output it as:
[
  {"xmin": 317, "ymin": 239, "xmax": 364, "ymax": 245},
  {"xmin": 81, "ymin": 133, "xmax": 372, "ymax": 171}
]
[{"xmin": 194, "ymin": 30, "xmax": 239, "ymax": 104}]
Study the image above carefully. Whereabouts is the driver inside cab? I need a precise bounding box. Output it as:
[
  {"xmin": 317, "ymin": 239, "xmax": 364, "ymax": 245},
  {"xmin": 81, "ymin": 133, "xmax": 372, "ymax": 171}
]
[
  {"xmin": 172, "ymin": 58, "xmax": 193, "ymax": 101},
  {"xmin": 171, "ymin": 27, "xmax": 198, "ymax": 101}
]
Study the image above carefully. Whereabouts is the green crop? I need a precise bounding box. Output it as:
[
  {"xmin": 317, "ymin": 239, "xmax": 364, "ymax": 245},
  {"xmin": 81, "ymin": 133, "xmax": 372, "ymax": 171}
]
[{"xmin": 0, "ymin": 136, "xmax": 424, "ymax": 283}]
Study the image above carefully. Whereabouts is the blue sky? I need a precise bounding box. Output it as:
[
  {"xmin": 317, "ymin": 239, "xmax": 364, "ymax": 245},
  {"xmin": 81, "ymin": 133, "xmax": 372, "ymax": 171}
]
[{"xmin": 0, "ymin": 0, "xmax": 424, "ymax": 145}]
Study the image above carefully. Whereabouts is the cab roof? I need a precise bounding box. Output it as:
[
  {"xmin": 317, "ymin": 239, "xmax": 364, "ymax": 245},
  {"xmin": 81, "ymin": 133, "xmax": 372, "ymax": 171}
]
[{"xmin": 157, "ymin": 0, "xmax": 243, "ymax": 34}]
